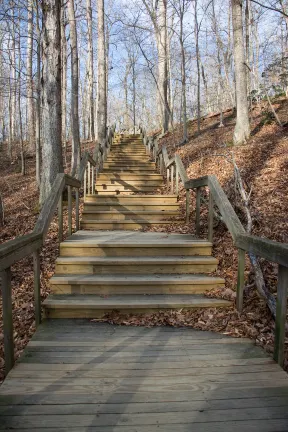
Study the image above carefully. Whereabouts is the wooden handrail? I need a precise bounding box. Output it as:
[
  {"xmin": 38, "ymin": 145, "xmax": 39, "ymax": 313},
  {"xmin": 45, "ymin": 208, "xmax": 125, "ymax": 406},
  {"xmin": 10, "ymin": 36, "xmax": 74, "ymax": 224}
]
[
  {"xmin": 140, "ymin": 124, "xmax": 288, "ymax": 367},
  {"xmin": 0, "ymin": 125, "xmax": 116, "ymax": 375}
]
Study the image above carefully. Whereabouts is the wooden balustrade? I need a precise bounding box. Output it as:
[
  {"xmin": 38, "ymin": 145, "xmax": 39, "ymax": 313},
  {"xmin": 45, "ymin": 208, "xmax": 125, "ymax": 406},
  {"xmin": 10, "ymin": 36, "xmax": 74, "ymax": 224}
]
[
  {"xmin": 139, "ymin": 124, "xmax": 288, "ymax": 367},
  {"xmin": 0, "ymin": 125, "xmax": 116, "ymax": 375}
]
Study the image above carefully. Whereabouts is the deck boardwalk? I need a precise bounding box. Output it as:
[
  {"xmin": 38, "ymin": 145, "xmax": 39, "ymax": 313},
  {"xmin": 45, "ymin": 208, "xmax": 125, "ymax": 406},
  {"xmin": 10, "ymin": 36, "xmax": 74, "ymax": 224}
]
[{"xmin": 0, "ymin": 319, "xmax": 288, "ymax": 431}]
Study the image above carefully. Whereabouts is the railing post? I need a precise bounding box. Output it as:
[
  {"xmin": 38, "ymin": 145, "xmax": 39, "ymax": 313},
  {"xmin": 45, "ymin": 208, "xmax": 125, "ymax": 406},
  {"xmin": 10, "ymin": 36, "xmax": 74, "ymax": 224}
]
[
  {"xmin": 33, "ymin": 248, "xmax": 41, "ymax": 327},
  {"xmin": 1, "ymin": 267, "xmax": 14, "ymax": 375},
  {"xmin": 171, "ymin": 165, "xmax": 174, "ymax": 194},
  {"xmin": 68, "ymin": 185, "xmax": 72, "ymax": 236},
  {"xmin": 88, "ymin": 161, "xmax": 91, "ymax": 194},
  {"xmin": 92, "ymin": 165, "xmax": 95, "ymax": 195},
  {"xmin": 208, "ymin": 191, "xmax": 214, "ymax": 242},
  {"xmin": 58, "ymin": 194, "xmax": 63, "ymax": 243},
  {"xmin": 176, "ymin": 165, "xmax": 179, "ymax": 196},
  {"xmin": 84, "ymin": 168, "xmax": 87, "ymax": 199},
  {"xmin": 236, "ymin": 249, "xmax": 245, "ymax": 312},
  {"xmin": 195, "ymin": 187, "xmax": 201, "ymax": 237},
  {"xmin": 75, "ymin": 188, "xmax": 80, "ymax": 232},
  {"xmin": 274, "ymin": 265, "xmax": 288, "ymax": 366},
  {"xmin": 167, "ymin": 168, "xmax": 170, "ymax": 188},
  {"xmin": 186, "ymin": 189, "xmax": 190, "ymax": 224}
]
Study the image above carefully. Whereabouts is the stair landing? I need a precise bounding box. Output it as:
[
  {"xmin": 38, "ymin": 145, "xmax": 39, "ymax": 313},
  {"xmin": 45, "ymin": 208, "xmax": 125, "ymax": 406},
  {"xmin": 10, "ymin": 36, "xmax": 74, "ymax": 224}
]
[{"xmin": 1, "ymin": 319, "xmax": 288, "ymax": 431}]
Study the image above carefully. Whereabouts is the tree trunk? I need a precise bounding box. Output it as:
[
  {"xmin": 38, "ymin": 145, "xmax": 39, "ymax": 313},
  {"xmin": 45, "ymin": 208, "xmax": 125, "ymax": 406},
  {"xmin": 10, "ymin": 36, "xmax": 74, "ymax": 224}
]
[
  {"xmin": 231, "ymin": 0, "xmax": 250, "ymax": 145},
  {"xmin": 86, "ymin": 0, "xmax": 95, "ymax": 141},
  {"xmin": 97, "ymin": 0, "xmax": 107, "ymax": 144},
  {"xmin": 179, "ymin": 8, "xmax": 188, "ymax": 142},
  {"xmin": 35, "ymin": 0, "xmax": 41, "ymax": 186},
  {"xmin": 61, "ymin": 2, "xmax": 67, "ymax": 155},
  {"xmin": 156, "ymin": 0, "xmax": 171, "ymax": 133},
  {"xmin": 194, "ymin": 0, "xmax": 201, "ymax": 134},
  {"xmin": 67, "ymin": 0, "xmax": 80, "ymax": 176},
  {"xmin": 40, "ymin": 0, "xmax": 63, "ymax": 206},
  {"xmin": 26, "ymin": 0, "xmax": 35, "ymax": 154}
]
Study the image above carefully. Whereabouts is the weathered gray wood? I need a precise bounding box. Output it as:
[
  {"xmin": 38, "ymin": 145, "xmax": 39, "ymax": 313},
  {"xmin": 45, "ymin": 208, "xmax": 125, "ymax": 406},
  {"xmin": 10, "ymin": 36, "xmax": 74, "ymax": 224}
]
[
  {"xmin": 34, "ymin": 173, "xmax": 66, "ymax": 238},
  {"xmin": 175, "ymin": 154, "xmax": 189, "ymax": 184},
  {"xmin": 166, "ymin": 168, "xmax": 169, "ymax": 188},
  {"xmin": 68, "ymin": 185, "xmax": 72, "ymax": 236},
  {"xmin": 186, "ymin": 190, "xmax": 190, "ymax": 224},
  {"xmin": 195, "ymin": 187, "xmax": 201, "ymax": 237},
  {"xmin": 171, "ymin": 165, "xmax": 174, "ymax": 194},
  {"xmin": 176, "ymin": 165, "xmax": 179, "ymax": 195},
  {"xmin": 185, "ymin": 175, "xmax": 209, "ymax": 189},
  {"xmin": 33, "ymin": 249, "xmax": 41, "ymax": 327},
  {"xmin": 208, "ymin": 175, "xmax": 245, "ymax": 240},
  {"xmin": 58, "ymin": 195, "xmax": 63, "ymax": 243},
  {"xmin": 84, "ymin": 168, "xmax": 87, "ymax": 199},
  {"xmin": 87, "ymin": 162, "xmax": 91, "ymax": 194},
  {"xmin": 1, "ymin": 267, "xmax": 14, "ymax": 374},
  {"xmin": 0, "ymin": 232, "xmax": 42, "ymax": 272},
  {"xmin": 91, "ymin": 166, "xmax": 95, "ymax": 195},
  {"xmin": 236, "ymin": 249, "xmax": 245, "ymax": 312},
  {"xmin": 75, "ymin": 189, "xmax": 79, "ymax": 232},
  {"xmin": 236, "ymin": 234, "xmax": 288, "ymax": 267},
  {"xmin": 208, "ymin": 192, "xmax": 214, "ymax": 242},
  {"xmin": 64, "ymin": 174, "xmax": 81, "ymax": 188},
  {"xmin": 274, "ymin": 265, "xmax": 288, "ymax": 366},
  {"xmin": 87, "ymin": 153, "xmax": 96, "ymax": 167}
]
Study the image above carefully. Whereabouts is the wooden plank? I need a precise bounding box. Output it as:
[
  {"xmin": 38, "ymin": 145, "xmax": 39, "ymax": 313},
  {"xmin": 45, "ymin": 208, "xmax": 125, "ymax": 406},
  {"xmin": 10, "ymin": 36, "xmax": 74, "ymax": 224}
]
[
  {"xmin": 64, "ymin": 174, "xmax": 81, "ymax": 189},
  {"xmin": 175, "ymin": 154, "xmax": 189, "ymax": 184},
  {"xmin": 67, "ymin": 185, "xmax": 72, "ymax": 236},
  {"xmin": 1, "ymin": 419, "xmax": 288, "ymax": 432},
  {"xmin": 185, "ymin": 175, "xmax": 209, "ymax": 189},
  {"xmin": 208, "ymin": 191, "xmax": 213, "ymax": 242},
  {"xmin": 34, "ymin": 173, "xmax": 66, "ymax": 237},
  {"xmin": 2, "ymin": 386, "xmax": 288, "ymax": 406},
  {"xmin": 75, "ymin": 189, "xmax": 79, "ymax": 232},
  {"xmin": 2, "ymin": 396, "xmax": 288, "ymax": 415},
  {"xmin": 195, "ymin": 187, "xmax": 201, "ymax": 236},
  {"xmin": 0, "ymin": 232, "xmax": 42, "ymax": 272},
  {"xmin": 58, "ymin": 195, "xmax": 63, "ymax": 243},
  {"xmin": 1, "ymin": 267, "xmax": 14, "ymax": 375},
  {"xmin": 274, "ymin": 265, "xmax": 288, "ymax": 366},
  {"xmin": 1, "ymin": 406, "xmax": 288, "ymax": 428},
  {"xmin": 33, "ymin": 249, "xmax": 41, "ymax": 327},
  {"xmin": 208, "ymin": 175, "xmax": 245, "ymax": 240},
  {"xmin": 236, "ymin": 234, "xmax": 288, "ymax": 266},
  {"xmin": 186, "ymin": 189, "xmax": 190, "ymax": 223},
  {"xmin": 236, "ymin": 249, "xmax": 245, "ymax": 312}
]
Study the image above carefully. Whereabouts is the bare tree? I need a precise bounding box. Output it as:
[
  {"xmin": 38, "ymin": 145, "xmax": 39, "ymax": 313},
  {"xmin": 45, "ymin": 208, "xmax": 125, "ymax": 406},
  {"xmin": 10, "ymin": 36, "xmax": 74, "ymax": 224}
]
[
  {"xmin": 26, "ymin": 0, "xmax": 35, "ymax": 154},
  {"xmin": 86, "ymin": 0, "xmax": 95, "ymax": 141},
  {"xmin": 97, "ymin": 0, "xmax": 107, "ymax": 144},
  {"xmin": 231, "ymin": 0, "xmax": 250, "ymax": 144},
  {"xmin": 40, "ymin": 0, "xmax": 63, "ymax": 205},
  {"xmin": 67, "ymin": 0, "xmax": 81, "ymax": 175}
]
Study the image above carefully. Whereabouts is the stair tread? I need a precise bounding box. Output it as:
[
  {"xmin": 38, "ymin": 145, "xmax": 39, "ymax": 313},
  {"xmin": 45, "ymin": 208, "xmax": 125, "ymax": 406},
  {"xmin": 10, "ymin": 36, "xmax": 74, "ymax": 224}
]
[
  {"xmin": 61, "ymin": 231, "xmax": 212, "ymax": 246},
  {"xmin": 85, "ymin": 194, "xmax": 178, "ymax": 198},
  {"xmin": 56, "ymin": 256, "xmax": 219, "ymax": 265},
  {"xmin": 44, "ymin": 294, "xmax": 231, "ymax": 308},
  {"xmin": 50, "ymin": 274, "xmax": 224, "ymax": 284},
  {"xmin": 82, "ymin": 210, "xmax": 178, "ymax": 215}
]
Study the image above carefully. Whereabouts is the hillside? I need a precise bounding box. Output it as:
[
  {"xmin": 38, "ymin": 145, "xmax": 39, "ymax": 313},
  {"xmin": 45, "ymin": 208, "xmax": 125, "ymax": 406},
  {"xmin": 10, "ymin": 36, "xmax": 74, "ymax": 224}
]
[{"xmin": 0, "ymin": 99, "xmax": 287, "ymax": 380}]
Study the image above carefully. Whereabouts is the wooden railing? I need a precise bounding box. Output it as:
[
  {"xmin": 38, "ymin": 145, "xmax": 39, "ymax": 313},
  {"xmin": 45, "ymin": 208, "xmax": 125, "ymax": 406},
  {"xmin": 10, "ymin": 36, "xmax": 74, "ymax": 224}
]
[
  {"xmin": 0, "ymin": 125, "xmax": 116, "ymax": 375},
  {"xmin": 140, "ymin": 125, "xmax": 288, "ymax": 367}
]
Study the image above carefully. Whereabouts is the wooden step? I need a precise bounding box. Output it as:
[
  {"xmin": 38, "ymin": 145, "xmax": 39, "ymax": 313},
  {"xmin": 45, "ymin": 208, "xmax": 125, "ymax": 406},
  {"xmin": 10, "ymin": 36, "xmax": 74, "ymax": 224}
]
[
  {"xmin": 97, "ymin": 174, "xmax": 163, "ymax": 181},
  {"xmin": 83, "ymin": 202, "xmax": 179, "ymax": 211},
  {"xmin": 84, "ymin": 195, "xmax": 178, "ymax": 204},
  {"xmin": 80, "ymin": 219, "xmax": 182, "ymax": 229},
  {"xmin": 55, "ymin": 256, "xmax": 219, "ymax": 275},
  {"xmin": 102, "ymin": 167, "xmax": 156, "ymax": 172},
  {"xmin": 81, "ymin": 210, "xmax": 178, "ymax": 221},
  {"xmin": 50, "ymin": 274, "xmax": 225, "ymax": 295},
  {"xmin": 103, "ymin": 163, "xmax": 155, "ymax": 169},
  {"xmin": 43, "ymin": 294, "xmax": 232, "ymax": 318},
  {"xmin": 60, "ymin": 231, "xmax": 212, "ymax": 257},
  {"xmin": 95, "ymin": 183, "xmax": 163, "ymax": 192}
]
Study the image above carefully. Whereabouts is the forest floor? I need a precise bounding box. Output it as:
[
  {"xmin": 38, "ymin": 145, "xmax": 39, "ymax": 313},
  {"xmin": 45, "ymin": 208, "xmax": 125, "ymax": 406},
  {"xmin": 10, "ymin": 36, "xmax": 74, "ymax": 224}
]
[{"xmin": 0, "ymin": 99, "xmax": 287, "ymax": 380}]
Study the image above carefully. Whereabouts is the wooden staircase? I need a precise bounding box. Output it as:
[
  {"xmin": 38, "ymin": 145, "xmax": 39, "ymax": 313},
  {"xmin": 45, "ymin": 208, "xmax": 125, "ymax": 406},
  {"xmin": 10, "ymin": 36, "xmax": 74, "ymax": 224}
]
[{"xmin": 44, "ymin": 133, "xmax": 231, "ymax": 317}]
